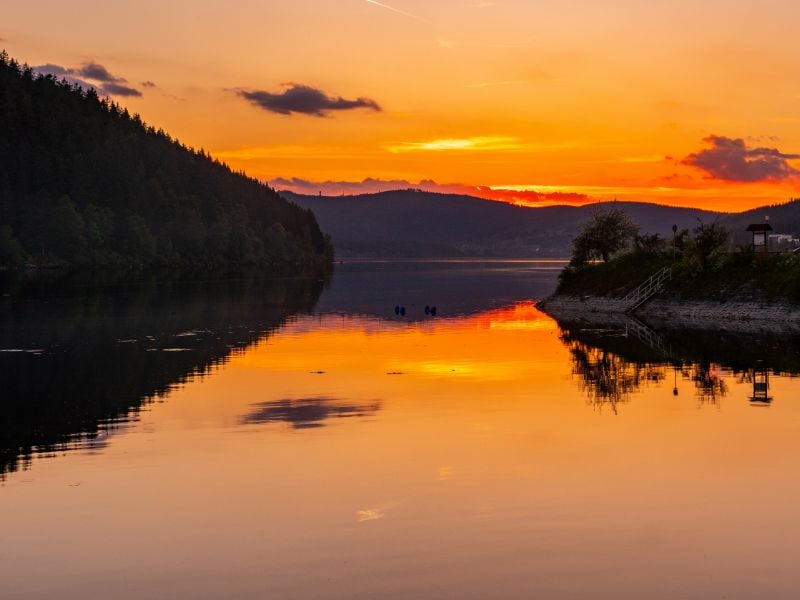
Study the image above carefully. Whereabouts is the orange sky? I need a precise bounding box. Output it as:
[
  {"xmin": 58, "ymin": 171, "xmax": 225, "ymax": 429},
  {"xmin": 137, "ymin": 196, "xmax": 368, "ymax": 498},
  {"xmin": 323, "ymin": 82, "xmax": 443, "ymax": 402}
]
[{"xmin": 5, "ymin": 1, "xmax": 800, "ymax": 211}]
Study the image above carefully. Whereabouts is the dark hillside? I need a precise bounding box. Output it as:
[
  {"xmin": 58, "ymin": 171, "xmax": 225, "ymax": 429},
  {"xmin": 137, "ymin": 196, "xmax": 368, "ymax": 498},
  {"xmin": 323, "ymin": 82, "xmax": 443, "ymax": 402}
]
[
  {"xmin": 721, "ymin": 199, "xmax": 800, "ymax": 246},
  {"xmin": 0, "ymin": 51, "xmax": 332, "ymax": 269},
  {"xmin": 284, "ymin": 190, "xmax": 723, "ymax": 258}
]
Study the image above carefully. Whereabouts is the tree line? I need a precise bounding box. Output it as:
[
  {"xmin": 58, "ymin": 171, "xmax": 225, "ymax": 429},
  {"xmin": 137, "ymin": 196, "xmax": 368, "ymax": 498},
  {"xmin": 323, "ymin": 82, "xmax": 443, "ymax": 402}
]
[
  {"xmin": 0, "ymin": 51, "xmax": 333, "ymax": 269},
  {"xmin": 559, "ymin": 207, "xmax": 800, "ymax": 300},
  {"xmin": 568, "ymin": 207, "xmax": 729, "ymax": 269}
]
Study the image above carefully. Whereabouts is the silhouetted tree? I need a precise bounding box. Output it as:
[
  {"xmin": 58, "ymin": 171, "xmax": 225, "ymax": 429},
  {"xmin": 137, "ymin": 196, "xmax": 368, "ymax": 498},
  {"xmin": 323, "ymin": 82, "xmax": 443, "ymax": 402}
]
[
  {"xmin": 633, "ymin": 232, "xmax": 668, "ymax": 257},
  {"xmin": 0, "ymin": 225, "xmax": 25, "ymax": 267},
  {"xmin": 689, "ymin": 220, "xmax": 728, "ymax": 270},
  {"xmin": 570, "ymin": 207, "xmax": 638, "ymax": 266}
]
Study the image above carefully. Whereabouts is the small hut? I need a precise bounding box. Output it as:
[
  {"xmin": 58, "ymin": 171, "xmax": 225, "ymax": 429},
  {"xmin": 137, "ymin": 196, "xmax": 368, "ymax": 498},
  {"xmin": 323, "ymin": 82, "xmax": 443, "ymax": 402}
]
[{"xmin": 746, "ymin": 223, "xmax": 773, "ymax": 253}]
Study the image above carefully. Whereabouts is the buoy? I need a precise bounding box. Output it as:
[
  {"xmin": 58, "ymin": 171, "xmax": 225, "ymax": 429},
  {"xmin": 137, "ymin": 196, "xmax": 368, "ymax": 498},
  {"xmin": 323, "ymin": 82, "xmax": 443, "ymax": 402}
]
[
  {"xmin": 425, "ymin": 305, "xmax": 430, "ymax": 315},
  {"xmin": 400, "ymin": 306, "xmax": 406, "ymax": 316},
  {"xmin": 431, "ymin": 306, "xmax": 437, "ymax": 316},
  {"xmin": 394, "ymin": 305, "xmax": 400, "ymax": 315}
]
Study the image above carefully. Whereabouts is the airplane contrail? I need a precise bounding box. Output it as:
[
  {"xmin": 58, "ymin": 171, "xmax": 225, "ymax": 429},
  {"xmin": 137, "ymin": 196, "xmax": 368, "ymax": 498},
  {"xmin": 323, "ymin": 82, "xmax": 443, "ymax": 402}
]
[{"xmin": 365, "ymin": 0, "xmax": 425, "ymax": 22}]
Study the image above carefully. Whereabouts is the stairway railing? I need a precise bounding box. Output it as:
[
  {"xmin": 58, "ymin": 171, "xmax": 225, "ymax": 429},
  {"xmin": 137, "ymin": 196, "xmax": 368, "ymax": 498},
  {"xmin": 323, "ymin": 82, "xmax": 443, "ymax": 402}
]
[
  {"xmin": 621, "ymin": 266, "xmax": 672, "ymax": 312},
  {"xmin": 624, "ymin": 316, "xmax": 672, "ymax": 360}
]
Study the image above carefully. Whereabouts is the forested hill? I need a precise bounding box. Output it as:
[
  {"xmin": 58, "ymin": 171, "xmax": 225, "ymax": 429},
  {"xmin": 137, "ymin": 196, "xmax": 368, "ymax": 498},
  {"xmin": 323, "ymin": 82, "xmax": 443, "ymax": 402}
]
[
  {"xmin": 0, "ymin": 51, "xmax": 332, "ymax": 269},
  {"xmin": 283, "ymin": 190, "xmax": 722, "ymax": 258}
]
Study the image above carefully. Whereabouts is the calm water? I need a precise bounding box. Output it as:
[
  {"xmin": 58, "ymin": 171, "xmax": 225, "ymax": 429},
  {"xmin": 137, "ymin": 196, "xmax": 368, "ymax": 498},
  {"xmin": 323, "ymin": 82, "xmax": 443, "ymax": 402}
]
[{"xmin": 2, "ymin": 261, "xmax": 800, "ymax": 599}]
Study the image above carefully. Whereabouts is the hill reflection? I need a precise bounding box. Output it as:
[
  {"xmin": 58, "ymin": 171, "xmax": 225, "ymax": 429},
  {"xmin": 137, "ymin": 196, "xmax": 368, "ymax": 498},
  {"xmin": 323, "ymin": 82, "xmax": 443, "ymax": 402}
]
[
  {"xmin": 315, "ymin": 259, "xmax": 563, "ymax": 320},
  {"xmin": 0, "ymin": 271, "xmax": 325, "ymax": 478}
]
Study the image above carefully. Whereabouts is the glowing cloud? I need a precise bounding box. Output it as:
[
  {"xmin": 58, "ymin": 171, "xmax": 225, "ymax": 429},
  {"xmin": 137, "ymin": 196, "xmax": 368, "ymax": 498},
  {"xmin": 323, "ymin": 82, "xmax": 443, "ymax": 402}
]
[
  {"xmin": 385, "ymin": 136, "xmax": 521, "ymax": 153},
  {"xmin": 356, "ymin": 508, "xmax": 385, "ymax": 523}
]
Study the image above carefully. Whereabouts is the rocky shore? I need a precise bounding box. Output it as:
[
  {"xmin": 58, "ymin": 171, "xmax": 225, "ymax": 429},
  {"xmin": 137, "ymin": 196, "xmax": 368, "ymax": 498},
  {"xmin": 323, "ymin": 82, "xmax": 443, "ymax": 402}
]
[{"xmin": 538, "ymin": 294, "xmax": 800, "ymax": 334}]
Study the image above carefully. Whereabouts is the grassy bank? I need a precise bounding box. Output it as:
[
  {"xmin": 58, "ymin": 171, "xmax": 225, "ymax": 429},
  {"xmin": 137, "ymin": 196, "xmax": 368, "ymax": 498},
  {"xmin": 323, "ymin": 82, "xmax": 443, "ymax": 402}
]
[{"xmin": 556, "ymin": 250, "xmax": 800, "ymax": 302}]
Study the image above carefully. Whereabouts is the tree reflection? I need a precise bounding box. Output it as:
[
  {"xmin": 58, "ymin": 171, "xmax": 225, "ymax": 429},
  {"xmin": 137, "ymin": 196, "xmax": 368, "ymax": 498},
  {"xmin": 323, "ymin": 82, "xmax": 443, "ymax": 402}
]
[
  {"xmin": 0, "ymin": 270, "xmax": 326, "ymax": 479},
  {"xmin": 691, "ymin": 361, "xmax": 728, "ymax": 404},
  {"xmin": 566, "ymin": 339, "xmax": 665, "ymax": 413},
  {"xmin": 552, "ymin": 315, "xmax": 800, "ymax": 410}
]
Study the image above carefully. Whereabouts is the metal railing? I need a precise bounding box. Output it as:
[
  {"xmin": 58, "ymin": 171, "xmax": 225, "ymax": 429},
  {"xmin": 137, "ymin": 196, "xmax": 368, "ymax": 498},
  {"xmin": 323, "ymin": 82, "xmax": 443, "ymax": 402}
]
[
  {"xmin": 624, "ymin": 316, "xmax": 672, "ymax": 360},
  {"xmin": 621, "ymin": 266, "xmax": 672, "ymax": 313}
]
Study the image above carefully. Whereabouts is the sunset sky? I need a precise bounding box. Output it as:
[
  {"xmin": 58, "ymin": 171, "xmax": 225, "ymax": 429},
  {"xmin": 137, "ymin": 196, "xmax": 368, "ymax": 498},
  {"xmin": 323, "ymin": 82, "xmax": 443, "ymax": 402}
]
[{"xmin": 5, "ymin": 0, "xmax": 800, "ymax": 210}]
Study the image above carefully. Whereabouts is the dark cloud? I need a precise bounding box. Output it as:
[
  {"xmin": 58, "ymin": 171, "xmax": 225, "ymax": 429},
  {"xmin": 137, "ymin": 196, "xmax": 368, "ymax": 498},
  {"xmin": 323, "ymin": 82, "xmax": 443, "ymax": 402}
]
[
  {"xmin": 33, "ymin": 61, "xmax": 143, "ymax": 97},
  {"xmin": 76, "ymin": 61, "xmax": 124, "ymax": 83},
  {"xmin": 240, "ymin": 397, "xmax": 381, "ymax": 429},
  {"xmin": 35, "ymin": 63, "xmax": 71, "ymax": 77},
  {"xmin": 141, "ymin": 81, "xmax": 157, "ymax": 88},
  {"xmin": 99, "ymin": 82, "xmax": 142, "ymax": 97},
  {"xmin": 34, "ymin": 64, "xmax": 94, "ymax": 91},
  {"xmin": 684, "ymin": 135, "xmax": 800, "ymax": 182},
  {"xmin": 237, "ymin": 84, "xmax": 381, "ymax": 117}
]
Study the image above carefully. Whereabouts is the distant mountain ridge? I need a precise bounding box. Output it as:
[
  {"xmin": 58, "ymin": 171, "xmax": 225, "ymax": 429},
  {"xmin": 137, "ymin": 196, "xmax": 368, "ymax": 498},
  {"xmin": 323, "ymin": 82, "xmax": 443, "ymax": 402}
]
[{"xmin": 282, "ymin": 190, "xmax": 730, "ymax": 258}]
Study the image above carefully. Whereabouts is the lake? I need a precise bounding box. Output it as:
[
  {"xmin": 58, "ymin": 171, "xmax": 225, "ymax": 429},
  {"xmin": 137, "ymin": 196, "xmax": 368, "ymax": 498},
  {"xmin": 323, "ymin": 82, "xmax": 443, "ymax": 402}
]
[{"xmin": 2, "ymin": 260, "xmax": 800, "ymax": 599}]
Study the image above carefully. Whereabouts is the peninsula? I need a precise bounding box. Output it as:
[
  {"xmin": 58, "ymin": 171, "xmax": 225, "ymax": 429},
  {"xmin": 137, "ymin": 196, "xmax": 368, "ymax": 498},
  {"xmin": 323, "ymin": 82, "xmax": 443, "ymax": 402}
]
[{"xmin": 538, "ymin": 206, "xmax": 800, "ymax": 331}]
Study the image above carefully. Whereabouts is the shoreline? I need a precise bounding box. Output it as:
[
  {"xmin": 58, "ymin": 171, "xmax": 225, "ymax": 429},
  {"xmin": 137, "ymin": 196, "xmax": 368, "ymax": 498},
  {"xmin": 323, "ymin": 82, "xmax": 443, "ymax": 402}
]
[{"xmin": 538, "ymin": 294, "xmax": 800, "ymax": 333}]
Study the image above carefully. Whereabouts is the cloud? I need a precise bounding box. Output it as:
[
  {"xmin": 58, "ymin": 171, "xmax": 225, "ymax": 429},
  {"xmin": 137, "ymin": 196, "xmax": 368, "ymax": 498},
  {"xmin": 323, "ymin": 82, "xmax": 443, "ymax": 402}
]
[
  {"xmin": 477, "ymin": 186, "xmax": 591, "ymax": 206},
  {"xmin": 270, "ymin": 177, "xmax": 591, "ymax": 207},
  {"xmin": 75, "ymin": 61, "xmax": 124, "ymax": 83},
  {"xmin": 384, "ymin": 136, "xmax": 521, "ymax": 153},
  {"xmin": 356, "ymin": 508, "xmax": 385, "ymax": 523},
  {"xmin": 684, "ymin": 135, "xmax": 800, "ymax": 182},
  {"xmin": 35, "ymin": 63, "xmax": 72, "ymax": 77},
  {"xmin": 236, "ymin": 84, "xmax": 381, "ymax": 117},
  {"xmin": 141, "ymin": 80, "xmax": 157, "ymax": 88},
  {"xmin": 98, "ymin": 82, "xmax": 142, "ymax": 97},
  {"xmin": 34, "ymin": 61, "xmax": 143, "ymax": 97}
]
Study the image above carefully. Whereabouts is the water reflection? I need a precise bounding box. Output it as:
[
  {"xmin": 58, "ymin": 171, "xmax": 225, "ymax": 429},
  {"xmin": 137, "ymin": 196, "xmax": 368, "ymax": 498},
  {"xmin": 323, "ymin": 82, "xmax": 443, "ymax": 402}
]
[
  {"xmin": 748, "ymin": 368, "xmax": 773, "ymax": 404},
  {"xmin": 316, "ymin": 259, "xmax": 562, "ymax": 319},
  {"xmin": 0, "ymin": 270, "xmax": 324, "ymax": 478},
  {"xmin": 563, "ymin": 337, "xmax": 665, "ymax": 413},
  {"xmin": 5, "ymin": 264, "xmax": 800, "ymax": 599},
  {"xmin": 691, "ymin": 362, "xmax": 728, "ymax": 404},
  {"xmin": 556, "ymin": 315, "xmax": 800, "ymax": 408},
  {"xmin": 241, "ymin": 397, "xmax": 381, "ymax": 429},
  {"xmin": 0, "ymin": 261, "xmax": 563, "ymax": 480}
]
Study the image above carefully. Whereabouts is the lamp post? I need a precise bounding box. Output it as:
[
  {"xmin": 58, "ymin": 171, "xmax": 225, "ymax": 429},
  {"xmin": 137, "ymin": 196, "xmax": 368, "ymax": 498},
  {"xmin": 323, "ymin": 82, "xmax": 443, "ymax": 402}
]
[
  {"xmin": 673, "ymin": 364, "xmax": 679, "ymax": 396},
  {"xmin": 672, "ymin": 224, "xmax": 678, "ymax": 261}
]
